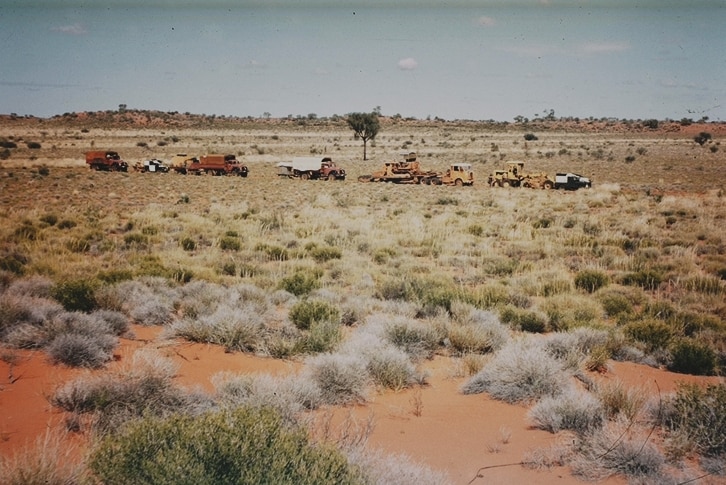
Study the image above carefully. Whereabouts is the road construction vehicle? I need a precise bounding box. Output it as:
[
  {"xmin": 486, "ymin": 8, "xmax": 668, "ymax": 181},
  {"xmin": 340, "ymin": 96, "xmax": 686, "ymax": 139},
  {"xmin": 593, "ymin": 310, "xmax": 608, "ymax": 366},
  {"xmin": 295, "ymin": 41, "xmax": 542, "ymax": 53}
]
[
  {"xmin": 487, "ymin": 161, "xmax": 555, "ymax": 189},
  {"xmin": 358, "ymin": 151, "xmax": 440, "ymax": 184},
  {"xmin": 186, "ymin": 154, "xmax": 248, "ymax": 177},
  {"xmin": 85, "ymin": 151, "xmax": 128, "ymax": 172},
  {"xmin": 439, "ymin": 163, "xmax": 474, "ymax": 186},
  {"xmin": 277, "ymin": 156, "xmax": 346, "ymax": 180}
]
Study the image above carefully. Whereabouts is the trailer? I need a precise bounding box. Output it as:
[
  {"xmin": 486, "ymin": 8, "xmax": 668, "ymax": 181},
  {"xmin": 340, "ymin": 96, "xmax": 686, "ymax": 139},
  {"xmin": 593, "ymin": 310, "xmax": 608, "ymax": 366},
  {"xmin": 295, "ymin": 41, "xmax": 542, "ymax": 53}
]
[
  {"xmin": 277, "ymin": 157, "xmax": 346, "ymax": 180},
  {"xmin": 186, "ymin": 154, "xmax": 248, "ymax": 177}
]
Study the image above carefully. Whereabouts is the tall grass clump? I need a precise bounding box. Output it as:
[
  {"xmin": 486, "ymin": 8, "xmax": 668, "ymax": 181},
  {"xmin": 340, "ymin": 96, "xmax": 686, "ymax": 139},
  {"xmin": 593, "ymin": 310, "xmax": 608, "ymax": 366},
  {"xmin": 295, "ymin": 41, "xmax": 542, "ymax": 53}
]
[
  {"xmin": 167, "ymin": 304, "xmax": 266, "ymax": 352},
  {"xmin": 290, "ymin": 299, "xmax": 340, "ymax": 330},
  {"xmin": 304, "ymin": 353, "xmax": 369, "ymax": 405},
  {"xmin": 574, "ymin": 269, "xmax": 609, "ymax": 293},
  {"xmin": 529, "ymin": 389, "xmax": 605, "ymax": 435},
  {"xmin": 541, "ymin": 294, "xmax": 601, "ymax": 331},
  {"xmin": 498, "ymin": 305, "xmax": 548, "ymax": 333},
  {"xmin": 661, "ymin": 383, "xmax": 726, "ymax": 458},
  {"xmin": 365, "ymin": 345, "xmax": 417, "ymax": 390},
  {"xmin": 88, "ymin": 406, "xmax": 362, "ymax": 485},
  {"xmin": 0, "ymin": 430, "xmax": 87, "ymax": 485},
  {"xmin": 375, "ymin": 314, "xmax": 442, "ymax": 360},
  {"xmin": 462, "ymin": 338, "xmax": 569, "ymax": 403},
  {"xmin": 571, "ymin": 418, "xmax": 666, "ymax": 482},
  {"xmin": 345, "ymin": 448, "xmax": 452, "ymax": 485}
]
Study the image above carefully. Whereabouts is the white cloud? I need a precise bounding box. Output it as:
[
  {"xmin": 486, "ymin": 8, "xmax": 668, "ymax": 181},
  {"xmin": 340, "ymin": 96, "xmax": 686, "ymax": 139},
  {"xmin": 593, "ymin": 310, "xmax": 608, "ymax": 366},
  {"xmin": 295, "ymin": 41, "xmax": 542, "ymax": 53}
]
[
  {"xmin": 52, "ymin": 23, "xmax": 87, "ymax": 35},
  {"xmin": 476, "ymin": 16, "xmax": 496, "ymax": 27},
  {"xmin": 397, "ymin": 57, "xmax": 418, "ymax": 70}
]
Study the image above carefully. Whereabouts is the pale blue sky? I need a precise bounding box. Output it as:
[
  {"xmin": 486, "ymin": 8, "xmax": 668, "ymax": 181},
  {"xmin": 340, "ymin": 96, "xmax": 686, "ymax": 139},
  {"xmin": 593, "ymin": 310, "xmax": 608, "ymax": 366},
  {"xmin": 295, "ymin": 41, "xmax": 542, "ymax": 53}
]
[{"xmin": 1, "ymin": 1, "xmax": 724, "ymax": 121}]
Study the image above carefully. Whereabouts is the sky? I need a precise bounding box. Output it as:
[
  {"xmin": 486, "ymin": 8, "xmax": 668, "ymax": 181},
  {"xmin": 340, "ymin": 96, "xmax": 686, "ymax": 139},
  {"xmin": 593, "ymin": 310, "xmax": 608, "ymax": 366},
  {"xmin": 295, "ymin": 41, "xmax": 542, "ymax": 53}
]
[{"xmin": 0, "ymin": 0, "xmax": 724, "ymax": 121}]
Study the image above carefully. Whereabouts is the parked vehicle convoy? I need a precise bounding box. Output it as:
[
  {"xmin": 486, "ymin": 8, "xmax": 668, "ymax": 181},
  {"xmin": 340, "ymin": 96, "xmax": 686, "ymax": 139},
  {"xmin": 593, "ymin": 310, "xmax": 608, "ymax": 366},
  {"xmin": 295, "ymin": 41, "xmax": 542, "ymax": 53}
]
[
  {"xmin": 85, "ymin": 151, "xmax": 128, "ymax": 172},
  {"xmin": 487, "ymin": 161, "xmax": 591, "ymax": 189},
  {"xmin": 186, "ymin": 154, "xmax": 248, "ymax": 177},
  {"xmin": 277, "ymin": 157, "xmax": 346, "ymax": 180},
  {"xmin": 133, "ymin": 159, "xmax": 170, "ymax": 173}
]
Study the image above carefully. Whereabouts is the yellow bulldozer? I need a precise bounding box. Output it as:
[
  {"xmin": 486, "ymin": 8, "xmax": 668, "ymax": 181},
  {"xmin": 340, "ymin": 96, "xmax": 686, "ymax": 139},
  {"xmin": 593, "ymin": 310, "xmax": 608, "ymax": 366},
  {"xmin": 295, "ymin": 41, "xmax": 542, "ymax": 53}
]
[{"xmin": 487, "ymin": 161, "xmax": 554, "ymax": 189}]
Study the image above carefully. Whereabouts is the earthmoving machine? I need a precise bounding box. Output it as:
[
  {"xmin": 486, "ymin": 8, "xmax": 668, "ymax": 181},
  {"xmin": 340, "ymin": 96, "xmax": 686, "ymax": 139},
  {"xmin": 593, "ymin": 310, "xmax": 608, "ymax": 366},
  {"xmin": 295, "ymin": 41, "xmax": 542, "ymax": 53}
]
[
  {"xmin": 487, "ymin": 161, "xmax": 555, "ymax": 189},
  {"xmin": 169, "ymin": 154, "xmax": 197, "ymax": 174},
  {"xmin": 277, "ymin": 156, "xmax": 346, "ymax": 180},
  {"xmin": 438, "ymin": 163, "xmax": 474, "ymax": 186},
  {"xmin": 185, "ymin": 154, "xmax": 248, "ymax": 177},
  {"xmin": 358, "ymin": 151, "xmax": 441, "ymax": 184},
  {"xmin": 85, "ymin": 150, "xmax": 128, "ymax": 172}
]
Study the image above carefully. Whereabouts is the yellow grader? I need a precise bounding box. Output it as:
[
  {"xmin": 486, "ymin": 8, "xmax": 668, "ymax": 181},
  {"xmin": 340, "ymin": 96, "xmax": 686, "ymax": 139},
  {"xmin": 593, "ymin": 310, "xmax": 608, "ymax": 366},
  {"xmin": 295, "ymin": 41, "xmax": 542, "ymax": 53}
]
[{"xmin": 487, "ymin": 161, "xmax": 554, "ymax": 189}]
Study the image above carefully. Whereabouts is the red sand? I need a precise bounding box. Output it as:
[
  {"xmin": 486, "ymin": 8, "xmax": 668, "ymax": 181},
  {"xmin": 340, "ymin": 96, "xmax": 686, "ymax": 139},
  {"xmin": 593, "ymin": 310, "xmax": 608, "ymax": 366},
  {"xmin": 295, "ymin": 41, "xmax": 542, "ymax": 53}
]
[{"xmin": 1, "ymin": 324, "xmax": 723, "ymax": 484}]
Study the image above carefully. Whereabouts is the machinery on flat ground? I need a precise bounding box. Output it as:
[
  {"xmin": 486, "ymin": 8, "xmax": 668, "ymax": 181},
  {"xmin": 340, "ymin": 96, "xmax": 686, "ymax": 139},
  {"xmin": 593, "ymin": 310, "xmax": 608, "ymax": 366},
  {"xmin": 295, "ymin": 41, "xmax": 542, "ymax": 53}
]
[
  {"xmin": 358, "ymin": 152, "xmax": 442, "ymax": 185},
  {"xmin": 277, "ymin": 156, "xmax": 346, "ymax": 180},
  {"xmin": 133, "ymin": 158, "xmax": 170, "ymax": 173},
  {"xmin": 185, "ymin": 154, "xmax": 248, "ymax": 177},
  {"xmin": 487, "ymin": 162, "xmax": 591, "ymax": 190},
  {"xmin": 85, "ymin": 150, "xmax": 128, "ymax": 172}
]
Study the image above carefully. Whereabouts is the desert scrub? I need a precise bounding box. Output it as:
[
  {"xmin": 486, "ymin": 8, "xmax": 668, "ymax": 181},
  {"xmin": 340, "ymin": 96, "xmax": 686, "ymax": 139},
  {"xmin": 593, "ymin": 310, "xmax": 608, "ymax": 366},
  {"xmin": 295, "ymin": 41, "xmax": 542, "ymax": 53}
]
[
  {"xmin": 376, "ymin": 314, "xmax": 442, "ymax": 360},
  {"xmin": 667, "ymin": 337, "xmax": 717, "ymax": 375},
  {"xmin": 528, "ymin": 388, "xmax": 604, "ymax": 435},
  {"xmin": 661, "ymin": 383, "xmax": 726, "ymax": 457},
  {"xmin": 623, "ymin": 318, "xmax": 673, "ymax": 352},
  {"xmin": 279, "ymin": 268, "xmax": 322, "ymax": 296},
  {"xmin": 621, "ymin": 268, "xmax": 664, "ymax": 291},
  {"xmin": 294, "ymin": 319, "xmax": 342, "ymax": 354},
  {"xmin": 462, "ymin": 338, "xmax": 569, "ymax": 403},
  {"xmin": 304, "ymin": 353, "xmax": 369, "ymax": 405},
  {"xmin": 168, "ymin": 304, "xmax": 267, "ymax": 352},
  {"xmin": 365, "ymin": 345, "xmax": 417, "ymax": 390},
  {"xmin": 597, "ymin": 381, "xmax": 646, "ymax": 420},
  {"xmin": 289, "ymin": 299, "xmax": 340, "ymax": 330},
  {"xmin": 308, "ymin": 244, "xmax": 343, "ymax": 263},
  {"xmin": 541, "ymin": 294, "xmax": 601, "ymax": 331},
  {"xmin": 50, "ymin": 278, "xmax": 98, "ymax": 312},
  {"xmin": 51, "ymin": 350, "xmax": 198, "ymax": 435},
  {"xmin": 574, "ymin": 269, "xmax": 609, "ymax": 293},
  {"xmin": 498, "ymin": 305, "xmax": 548, "ymax": 333},
  {"xmin": 0, "ymin": 430, "xmax": 87, "ymax": 485},
  {"xmin": 88, "ymin": 406, "xmax": 361, "ymax": 485}
]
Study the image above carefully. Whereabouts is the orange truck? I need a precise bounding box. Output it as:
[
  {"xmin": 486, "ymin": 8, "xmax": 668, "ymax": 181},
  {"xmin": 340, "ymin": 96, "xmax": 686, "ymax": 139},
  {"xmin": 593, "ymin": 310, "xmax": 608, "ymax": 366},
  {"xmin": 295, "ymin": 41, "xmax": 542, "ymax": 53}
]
[
  {"xmin": 186, "ymin": 154, "xmax": 248, "ymax": 177},
  {"xmin": 85, "ymin": 151, "xmax": 128, "ymax": 172}
]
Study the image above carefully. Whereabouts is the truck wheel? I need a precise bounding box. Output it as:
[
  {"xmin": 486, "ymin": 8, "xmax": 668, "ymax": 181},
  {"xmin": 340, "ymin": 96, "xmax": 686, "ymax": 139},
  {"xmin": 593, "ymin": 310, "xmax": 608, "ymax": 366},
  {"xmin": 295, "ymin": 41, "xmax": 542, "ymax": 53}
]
[
  {"xmin": 502, "ymin": 181, "xmax": 510, "ymax": 188},
  {"xmin": 301, "ymin": 172, "xmax": 310, "ymax": 180},
  {"xmin": 455, "ymin": 178, "xmax": 463, "ymax": 186},
  {"xmin": 327, "ymin": 173, "xmax": 336, "ymax": 181},
  {"xmin": 543, "ymin": 181, "xmax": 554, "ymax": 190}
]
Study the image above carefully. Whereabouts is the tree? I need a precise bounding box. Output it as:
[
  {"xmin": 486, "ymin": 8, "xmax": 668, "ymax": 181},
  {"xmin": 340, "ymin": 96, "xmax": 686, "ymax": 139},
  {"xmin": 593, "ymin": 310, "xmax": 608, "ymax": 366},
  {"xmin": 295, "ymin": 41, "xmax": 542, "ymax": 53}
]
[{"xmin": 346, "ymin": 112, "xmax": 380, "ymax": 160}]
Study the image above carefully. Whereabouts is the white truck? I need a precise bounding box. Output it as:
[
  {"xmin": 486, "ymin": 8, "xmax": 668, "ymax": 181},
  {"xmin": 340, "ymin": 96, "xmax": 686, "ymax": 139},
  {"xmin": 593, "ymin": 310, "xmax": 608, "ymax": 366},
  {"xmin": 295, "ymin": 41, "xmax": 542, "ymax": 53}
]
[
  {"xmin": 277, "ymin": 156, "xmax": 346, "ymax": 180},
  {"xmin": 554, "ymin": 173, "xmax": 592, "ymax": 190}
]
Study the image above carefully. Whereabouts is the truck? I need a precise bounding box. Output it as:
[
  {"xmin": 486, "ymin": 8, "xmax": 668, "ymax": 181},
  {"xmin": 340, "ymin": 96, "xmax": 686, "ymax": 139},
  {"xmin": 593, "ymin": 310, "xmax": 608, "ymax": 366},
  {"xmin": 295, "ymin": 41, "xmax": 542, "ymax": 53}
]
[
  {"xmin": 186, "ymin": 154, "xmax": 248, "ymax": 177},
  {"xmin": 277, "ymin": 156, "xmax": 346, "ymax": 180},
  {"xmin": 438, "ymin": 163, "xmax": 474, "ymax": 186},
  {"xmin": 85, "ymin": 151, "xmax": 128, "ymax": 172},
  {"xmin": 358, "ymin": 151, "xmax": 440, "ymax": 184},
  {"xmin": 133, "ymin": 158, "xmax": 170, "ymax": 173},
  {"xmin": 554, "ymin": 173, "xmax": 592, "ymax": 190}
]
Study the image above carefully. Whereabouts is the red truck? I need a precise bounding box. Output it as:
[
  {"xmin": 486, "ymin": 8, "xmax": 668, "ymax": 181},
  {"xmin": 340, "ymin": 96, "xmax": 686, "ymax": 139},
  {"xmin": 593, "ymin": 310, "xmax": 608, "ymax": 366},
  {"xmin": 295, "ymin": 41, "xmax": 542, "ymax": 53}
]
[
  {"xmin": 85, "ymin": 151, "xmax": 128, "ymax": 172},
  {"xmin": 186, "ymin": 154, "xmax": 248, "ymax": 177}
]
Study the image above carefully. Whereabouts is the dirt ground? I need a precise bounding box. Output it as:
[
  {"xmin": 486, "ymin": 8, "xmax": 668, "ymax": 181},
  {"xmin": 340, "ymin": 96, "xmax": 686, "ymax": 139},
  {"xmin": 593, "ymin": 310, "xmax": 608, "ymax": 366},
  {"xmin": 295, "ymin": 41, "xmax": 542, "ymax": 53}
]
[{"xmin": 2, "ymin": 324, "xmax": 723, "ymax": 484}]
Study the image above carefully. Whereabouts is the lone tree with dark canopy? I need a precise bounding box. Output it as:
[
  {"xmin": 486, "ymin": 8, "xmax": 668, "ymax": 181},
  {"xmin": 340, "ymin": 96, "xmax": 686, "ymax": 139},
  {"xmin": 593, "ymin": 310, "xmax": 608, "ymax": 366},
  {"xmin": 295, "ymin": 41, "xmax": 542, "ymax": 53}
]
[{"xmin": 346, "ymin": 111, "xmax": 380, "ymax": 160}]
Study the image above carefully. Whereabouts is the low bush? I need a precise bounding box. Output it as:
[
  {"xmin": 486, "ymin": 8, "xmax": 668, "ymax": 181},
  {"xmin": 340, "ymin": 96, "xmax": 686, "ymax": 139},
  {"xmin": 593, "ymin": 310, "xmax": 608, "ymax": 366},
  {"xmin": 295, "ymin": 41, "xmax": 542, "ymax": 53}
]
[
  {"xmin": 279, "ymin": 269, "xmax": 322, "ymax": 296},
  {"xmin": 88, "ymin": 407, "xmax": 361, "ymax": 485},
  {"xmin": 528, "ymin": 389, "xmax": 604, "ymax": 435},
  {"xmin": 365, "ymin": 345, "xmax": 416, "ymax": 390},
  {"xmin": 462, "ymin": 339, "xmax": 568, "ymax": 403},
  {"xmin": 621, "ymin": 269, "xmax": 663, "ymax": 291},
  {"xmin": 180, "ymin": 236, "xmax": 196, "ymax": 251},
  {"xmin": 541, "ymin": 295, "xmax": 601, "ymax": 331},
  {"xmin": 382, "ymin": 316, "xmax": 442, "ymax": 360},
  {"xmin": 597, "ymin": 381, "xmax": 645, "ymax": 420},
  {"xmin": 309, "ymin": 245, "xmax": 342, "ymax": 263},
  {"xmin": 662, "ymin": 383, "xmax": 726, "ymax": 457},
  {"xmin": 46, "ymin": 332, "xmax": 117, "ymax": 368},
  {"xmin": 623, "ymin": 318, "xmax": 673, "ymax": 352},
  {"xmin": 51, "ymin": 279, "xmax": 98, "ymax": 312},
  {"xmin": 289, "ymin": 299, "xmax": 340, "ymax": 330},
  {"xmin": 667, "ymin": 337, "xmax": 717, "ymax": 375},
  {"xmin": 219, "ymin": 235, "xmax": 241, "ymax": 251},
  {"xmin": 499, "ymin": 305, "xmax": 548, "ymax": 333},
  {"xmin": 0, "ymin": 431, "xmax": 87, "ymax": 485},
  {"xmin": 305, "ymin": 353, "xmax": 368, "ymax": 405},
  {"xmin": 574, "ymin": 269, "xmax": 609, "ymax": 293},
  {"xmin": 295, "ymin": 319, "xmax": 342, "ymax": 354}
]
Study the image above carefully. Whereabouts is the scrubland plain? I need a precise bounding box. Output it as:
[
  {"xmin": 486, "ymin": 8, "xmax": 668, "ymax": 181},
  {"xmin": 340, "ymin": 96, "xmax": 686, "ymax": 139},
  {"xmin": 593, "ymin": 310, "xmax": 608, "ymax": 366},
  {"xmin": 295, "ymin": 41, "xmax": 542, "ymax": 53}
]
[{"xmin": 1, "ymin": 113, "xmax": 725, "ymax": 484}]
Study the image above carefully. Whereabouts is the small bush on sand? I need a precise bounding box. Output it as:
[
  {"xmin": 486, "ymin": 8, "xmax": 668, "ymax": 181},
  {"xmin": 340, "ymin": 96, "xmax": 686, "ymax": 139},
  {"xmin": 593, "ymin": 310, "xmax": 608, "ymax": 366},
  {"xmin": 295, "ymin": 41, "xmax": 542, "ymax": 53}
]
[
  {"xmin": 0, "ymin": 430, "xmax": 87, "ymax": 485},
  {"xmin": 295, "ymin": 320, "xmax": 342, "ymax": 354},
  {"xmin": 365, "ymin": 345, "xmax": 417, "ymax": 390},
  {"xmin": 529, "ymin": 389, "xmax": 604, "ymax": 435},
  {"xmin": 499, "ymin": 305, "xmax": 548, "ymax": 333},
  {"xmin": 46, "ymin": 332, "xmax": 117, "ymax": 368},
  {"xmin": 88, "ymin": 407, "xmax": 361, "ymax": 485},
  {"xmin": 381, "ymin": 315, "xmax": 442, "ymax": 360},
  {"xmin": 305, "ymin": 353, "xmax": 368, "ymax": 405},
  {"xmin": 597, "ymin": 381, "xmax": 646, "ymax": 420},
  {"xmin": 661, "ymin": 383, "xmax": 726, "ymax": 457},
  {"xmin": 623, "ymin": 318, "xmax": 673, "ymax": 352},
  {"xmin": 667, "ymin": 337, "xmax": 717, "ymax": 375},
  {"xmin": 571, "ymin": 418, "xmax": 665, "ymax": 481},
  {"xmin": 541, "ymin": 294, "xmax": 601, "ymax": 331},
  {"xmin": 279, "ymin": 269, "xmax": 322, "ymax": 296},
  {"xmin": 621, "ymin": 269, "xmax": 663, "ymax": 291},
  {"xmin": 168, "ymin": 305, "xmax": 265, "ymax": 352},
  {"xmin": 346, "ymin": 447, "xmax": 452, "ymax": 485},
  {"xmin": 462, "ymin": 338, "xmax": 568, "ymax": 403}
]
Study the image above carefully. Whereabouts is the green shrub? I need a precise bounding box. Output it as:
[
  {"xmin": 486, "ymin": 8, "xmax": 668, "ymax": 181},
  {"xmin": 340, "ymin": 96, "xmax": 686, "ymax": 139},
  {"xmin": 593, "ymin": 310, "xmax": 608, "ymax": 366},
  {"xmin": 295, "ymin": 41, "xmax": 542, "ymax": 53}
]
[
  {"xmin": 574, "ymin": 269, "xmax": 609, "ymax": 293},
  {"xmin": 383, "ymin": 317, "xmax": 442, "ymax": 360},
  {"xmin": 309, "ymin": 245, "xmax": 342, "ymax": 263},
  {"xmin": 499, "ymin": 306, "xmax": 547, "ymax": 333},
  {"xmin": 256, "ymin": 243, "xmax": 289, "ymax": 261},
  {"xmin": 57, "ymin": 219, "xmax": 77, "ymax": 229},
  {"xmin": 88, "ymin": 407, "xmax": 361, "ymax": 485},
  {"xmin": 294, "ymin": 320, "xmax": 342, "ymax": 354},
  {"xmin": 289, "ymin": 300, "xmax": 340, "ymax": 330},
  {"xmin": 39, "ymin": 213, "xmax": 58, "ymax": 226},
  {"xmin": 123, "ymin": 232, "xmax": 148, "ymax": 248},
  {"xmin": 279, "ymin": 269, "xmax": 322, "ymax": 296},
  {"xmin": 667, "ymin": 338, "xmax": 717, "ymax": 375},
  {"xmin": 51, "ymin": 279, "xmax": 98, "ymax": 312},
  {"xmin": 180, "ymin": 236, "xmax": 196, "ymax": 251},
  {"xmin": 26, "ymin": 141, "xmax": 41, "ymax": 149},
  {"xmin": 623, "ymin": 318, "xmax": 673, "ymax": 351},
  {"xmin": 662, "ymin": 383, "xmax": 726, "ymax": 457},
  {"xmin": 219, "ymin": 236, "xmax": 241, "ymax": 251},
  {"xmin": 621, "ymin": 269, "xmax": 663, "ymax": 291},
  {"xmin": 0, "ymin": 252, "xmax": 28, "ymax": 275}
]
